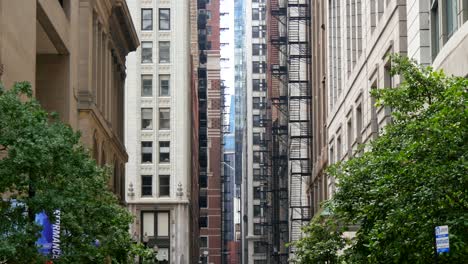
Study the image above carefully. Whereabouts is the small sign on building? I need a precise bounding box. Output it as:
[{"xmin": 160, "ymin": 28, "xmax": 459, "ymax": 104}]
[{"xmin": 435, "ymin": 225, "xmax": 450, "ymax": 254}]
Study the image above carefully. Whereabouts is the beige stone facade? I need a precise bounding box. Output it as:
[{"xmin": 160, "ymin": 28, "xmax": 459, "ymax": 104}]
[
  {"xmin": 0, "ymin": 0, "xmax": 139, "ymax": 201},
  {"xmin": 326, "ymin": 0, "xmax": 407, "ymax": 198}
]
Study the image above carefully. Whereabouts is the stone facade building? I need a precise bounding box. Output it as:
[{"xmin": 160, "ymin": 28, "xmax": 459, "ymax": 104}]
[
  {"xmin": 124, "ymin": 0, "xmax": 193, "ymax": 262},
  {"xmin": 0, "ymin": 0, "xmax": 138, "ymax": 201}
]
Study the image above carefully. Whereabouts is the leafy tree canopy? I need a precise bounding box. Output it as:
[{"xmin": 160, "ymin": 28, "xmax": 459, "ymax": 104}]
[
  {"xmin": 294, "ymin": 55, "xmax": 468, "ymax": 263},
  {"xmin": 0, "ymin": 82, "xmax": 154, "ymax": 263}
]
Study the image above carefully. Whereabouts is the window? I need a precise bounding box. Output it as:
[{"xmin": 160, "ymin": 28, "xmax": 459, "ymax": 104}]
[
  {"xmin": 159, "ymin": 9, "xmax": 170, "ymax": 30},
  {"xmin": 253, "ymin": 115, "xmax": 261, "ymax": 127},
  {"xmin": 141, "ymin": 141, "xmax": 153, "ymax": 163},
  {"xmin": 356, "ymin": 104, "xmax": 363, "ymax": 140},
  {"xmin": 253, "ymin": 132, "xmax": 261, "ymax": 144},
  {"xmin": 347, "ymin": 118, "xmax": 353, "ymax": 154},
  {"xmin": 199, "ymin": 192, "xmax": 207, "ymax": 208},
  {"xmin": 253, "ymin": 168, "xmax": 261, "ymax": 180},
  {"xmin": 206, "ymin": 25, "xmax": 212, "ymax": 36},
  {"xmin": 254, "ymin": 223, "xmax": 263, "ymax": 235},
  {"xmin": 446, "ymin": 0, "xmax": 458, "ymax": 38},
  {"xmin": 253, "ymin": 186, "xmax": 262, "ymax": 200},
  {"xmin": 142, "ymin": 212, "xmax": 155, "ymax": 236},
  {"xmin": 200, "ymin": 237, "xmax": 208, "ymax": 248},
  {"xmin": 200, "ymin": 174, "xmax": 207, "ymax": 188},
  {"xmin": 159, "ymin": 175, "xmax": 170, "ymax": 197},
  {"xmin": 199, "ymin": 216, "xmax": 208, "ymax": 228},
  {"xmin": 253, "ymin": 151, "xmax": 261, "ymax": 163},
  {"xmin": 254, "ymin": 241, "xmax": 266, "ymax": 253},
  {"xmin": 252, "ymin": 44, "xmax": 266, "ymax": 56},
  {"xmin": 253, "ymin": 79, "xmax": 266, "ymax": 91},
  {"xmin": 159, "ymin": 75, "xmax": 170, "ymax": 96},
  {"xmin": 254, "ymin": 205, "xmax": 261, "ymax": 217},
  {"xmin": 252, "ymin": 26, "xmax": 259, "ymax": 38},
  {"xmin": 206, "ymin": 10, "xmax": 211, "ymax": 19},
  {"xmin": 336, "ymin": 135, "xmax": 342, "ymax": 161},
  {"xmin": 254, "ymin": 260, "xmax": 267, "ymax": 264},
  {"xmin": 252, "ymin": 8, "xmax": 259, "ymax": 20},
  {"xmin": 159, "ymin": 108, "xmax": 170, "ymax": 130},
  {"xmin": 159, "ymin": 141, "xmax": 170, "ymax": 163},
  {"xmin": 141, "ymin": 108, "xmax": 153, "ymax": 130},
  {"xmin": 141, "ymin": 9, "xmax": 153, "ymax": 31},
  {"xmin": 141, "ymin": 75, "xmax": 153, "ymax": 96},
  {"xmin": 141, "ymin": 42, "xmax": 153, "ymax": 63},
  {"xmin": 141, "ymin": 175, "xmax": 152, "ymax": 196},
  {"xmin": 159, "ymin": 41, "xmax": 170, "ymax": 63},
  {"xmin": 252, "ymin": 62, "xmax": 265, "ymax": 73},
  {"xmin": 157, "ymin": 212, "xmax": 169, "ymax": 237},
  {"xmin": 431, "ymin": 0, "xmax": 440, "ymax": 58}
]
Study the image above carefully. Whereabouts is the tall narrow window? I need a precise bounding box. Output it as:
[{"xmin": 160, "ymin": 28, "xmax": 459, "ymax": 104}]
[
  {"xmin": 141, "ymin": 75, "xmax": 153, "ymax": 96},
  {"xmin": 431, "ymin": 0, "xmax": 440, "ymax": 58},
  {"xmin": 159, "ymin": 108, "xmax": 170, "ymax": 130},
  {"xmin": 141, "ymin": 9, "xmax": 153, "ymax": 31},
  {"xmin": 141, "ymin": 175, "xmax": 152, "ymax": 196},
  {"xmin": 141, "ymin": 42, "xmax": 153, "ymax": 63},
  {"xmin": 254, "ymin": 223, "xmax": 263, "ymax": 235},
  {"xmin": 141, "ymin": 108, "xmax": 153, "ymax": 130},
  {"xmin": 356, "ymin": 104, "xmax": 363, "ymax": 141},
  {"xmin": 157, "ymin": 212, "xmax": 169, "ymax": 237},
  {"xmin": 159, "ymin": 9, "xmax": 170, "ymax": 30},
  {"xmin": 252, "ymin": 8, "xmax": 259, "ymax": 20},
  {"xmin": 159, "ymin": 175, "xmax": 170, "ymax": 197},
  {"xmin": 141, "ymin": 142, "xmax": 153, "ymax": 163},
  {"xmin": 337, "ymin": 135, "xmax": 342, "ymax": 161},
  {"xmin": 142, "ymin": 212, "xmax": 155, "ymax": 236},
  {"xmin": 159, "ymin": 41, "xmax": 170, "ymax": 63},
  {"xmin": 159, "ymin": 75, "xmax": 170, "ymax": 96},
  {"xmin": 252, "ymin": 26, "xmax": 259, "ymax": 38},
  {"xmin": 159, "ymin": 141, "xmax": 170, "ymax": 163},
  {"xmin": 347, "ymin": 118, "xmax": 353, "ymax": 154},
  {"xmin": 446, "ymin": 0, "xmax": 458, "ymax": 38}
]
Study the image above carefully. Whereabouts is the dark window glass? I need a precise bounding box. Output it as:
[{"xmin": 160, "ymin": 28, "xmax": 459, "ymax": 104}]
[
  {"xmin": 142, "ymin": 108, "xmax": 153, "ymax": 130},
  {"xmin": 141, "ymin": 175, "xmax": 152, "ymax": 196},
  {"xmin": 159, "ymin": 108, "xmax": 170, "ymax": 130},
  {"xmin": 254, "ymin": 223, "xmax": 263, "ymax": 235},
  {"xmin": 159, "ymin": 175, "xmax": 170, "ymax": 197},
  {"xmin": 199, "ymin": 216, "xmax": 208, "ymax": 228},
  {"xmin": 141, "ymin": 141, "xmax": 153, "ymax": 163},
  {"xmin": 141, "ymin": 42, "xmax": 153, "ymax": 63},
  {"xmin": 159, "ymin": 141, "xmax": 170, "ymax": 163},
  {"xmin": 252, "ymin": 8, "xmax": 259, "ymax": 20},
  {"xmin": 142, "ymin": 9, "xmax": 153, "ymax": 31},
  {"xmin": 252, "ymin": 26, "xmax": 259, "ymax": 38},
  {"xmin": 159, "ymin": 75, "xmax": 170, "ymax": 96},
  {"xmin": 159, "ymin": 41, "xmax": 170, "ymax": 63},
  {"xmin": 141, "ymin": 75, "xmax": 153, "ymax": 96},
  {"xmin": 199, "ymin": 193, "xmax": 207, "ymax": 208},
  {"xmin": 254, "ymin": 205, "xmax": 261, "ymax": 217},
  {"xmin": 159, "ymin": 9, "xmax": 170, "ymax": 30},
  {"xmin": 200, "ymin": 236, "xmax": 208, "ymax": 248},
  {"xmin": 254, "ymin": 241, "xmax": 266, "ymax": 253}
]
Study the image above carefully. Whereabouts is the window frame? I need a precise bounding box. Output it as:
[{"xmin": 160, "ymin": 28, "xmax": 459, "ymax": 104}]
[
  {"xmin": 159, "ymin": 108, "xmax": 170, "ymax": 130},
  {"xmin": 159, "ymin": 141, "xmax": 170, "ymax": 163},
  {"xmin": 159, "ymin": 75, "xmax": 170, "ymax": 96},
  {"xmin": 141, "ymin": 141, "xmax": 153, "ymax": 164},
  {"xmin": 159, "ymin": 8, "xmax": 170, "ymax": 30},
  {"xmin": 159, "ymin": 41, "xmax": 170, "ymax": 63},
  {"xmin": 141, "ymin": 41, "xmax": 153, "ymax": 64},
  {"xmin": 141, "ymin": 108, "xmax": 153, "ymax": 130},
  {"xmin": 141, "ymin": 75, "xmax": 153, "ymax": 97},
  {"xmin": 141, "ymin": 175, "xmax": 153, "ymax": 197},
  {"xmin": 158, "ymin": 175, "xmax": 170, "ymax": 197},
  {"xmin": 141, "ymin": 8, "xmax": 153, "ymax": 31}
]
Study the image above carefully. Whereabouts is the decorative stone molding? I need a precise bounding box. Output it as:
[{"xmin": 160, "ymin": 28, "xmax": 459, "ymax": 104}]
[
  {"xmin": 158, "ymin": 65, "xmax": 170, "ymax": 72},
  {"xmin": 140, "ymin": 32, "xmax": 153, "ymax": 40},
  {"xmin": 158, "ymin": 130, "xmax": 171, "ymax": 140},
  {"xmin": 176, "ymin": 182, "xmax": 183, "ymax": 198},
  {"xmin": 127, "ymin": 182, "xmax": 135, "ymax": 199},
  {"xmin": 140, "ymin": 165, "xmax": 153, "ymax": 174},
  {"xmin": 158, "ymin": 165, "xmax": 170, "ymax": 173},
  {"xmin": 141, "ymin": 65, "xmax": 154, "ymax": 72},
  {"xmin": 159, "ymin": 32, "xmax": 171, "ymax": 40},
  {"xmin": 141, "ymin": 98, "xmax": 153, "ymax": 106},
  {"xmin": 141, "ymin": 132, "xmax": 153, "ymax": 140},
  {"xmin": 158, "ymin": 97, "xmax": 170, "ymax": 106}
]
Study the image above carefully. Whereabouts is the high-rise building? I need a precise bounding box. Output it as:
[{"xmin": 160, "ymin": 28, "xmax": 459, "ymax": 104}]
[
  {"xmin": 0, "ymin": 0, "xmax": 138, "ymax": 201},
  {"xmin": 197, "ymin": 0, "xmax": 223, "ymax": 263},
  {"xmin": 125, "ymin": 1, "xmax": 193, "ymax": 262}
]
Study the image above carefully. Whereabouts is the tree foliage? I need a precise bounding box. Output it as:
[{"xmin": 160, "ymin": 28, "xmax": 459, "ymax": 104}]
[
  {"xmin": 0, "ymin": 82, "xmax": 154, "ymax": 263},
  {"xmin": 294, "ymin": 55, "xmax": 468, "ymax": 263}
]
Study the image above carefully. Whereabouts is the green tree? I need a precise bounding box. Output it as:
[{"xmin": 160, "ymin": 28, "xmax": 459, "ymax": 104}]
[
  {"xmin": 295, "ymin": 55, "xmax": 468, "ymax": 263},
  {"xmin": 0, "ymin": 82, "xmax": 154, "ymax": 263},
  {"xmin": 293, "ymin": 210, "xmax": 348, "ymax": 264}
]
